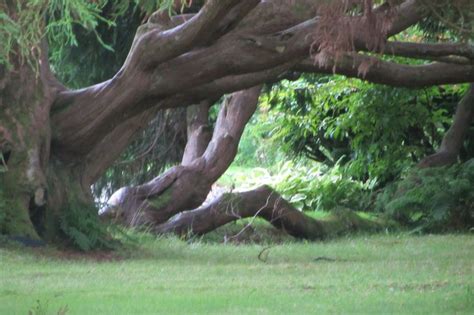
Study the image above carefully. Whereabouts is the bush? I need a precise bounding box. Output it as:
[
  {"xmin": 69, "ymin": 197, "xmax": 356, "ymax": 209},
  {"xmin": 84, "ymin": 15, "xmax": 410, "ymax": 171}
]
[
  {"xmin": 60, "ymin": 202, "xmax": 117, "ymax": 251},
  {"xmin": 272, "ymin": 160, "xmax": 374, "ymax": 212},
  {"xmin": 375, "ymin": 159, "xmax": 474, "ymax": 232},
  {"xmin": 261, "ymin": 75, "xmax": 464, "ymax": 184}
]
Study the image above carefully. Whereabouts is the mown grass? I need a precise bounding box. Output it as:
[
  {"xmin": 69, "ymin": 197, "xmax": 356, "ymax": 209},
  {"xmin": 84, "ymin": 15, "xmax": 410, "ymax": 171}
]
[{"xmin": 1, "ymin": 233, "xmax": 473, "ymax": 314}]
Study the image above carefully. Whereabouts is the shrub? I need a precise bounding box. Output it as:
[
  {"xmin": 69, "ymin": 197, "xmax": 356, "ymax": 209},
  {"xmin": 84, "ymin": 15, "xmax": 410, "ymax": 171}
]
[
  {"xmin": 261, "ymin": 75, "xmax": 464, "ymax": 184},
  {"xmin": 60, "ymin": 202, "xmax": 117, "ymax": 251},
  {"xmin": 272, "ymin": 160, "xmax": 374, "ymax": 212},
  {"xmin": 375, "ymin": 159, "xmax": 474, "ymax": 232}
]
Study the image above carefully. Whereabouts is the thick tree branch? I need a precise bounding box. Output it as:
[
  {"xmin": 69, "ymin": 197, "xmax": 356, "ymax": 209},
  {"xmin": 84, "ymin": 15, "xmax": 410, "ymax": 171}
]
[
  {"xmin": 418, "ymin": 84, "xmax": 474, "ymax": 167},
  {"xmin": 201, "ymin": 85, "xmax": 262, "ymax": 182},
  {"xmin": 386, "ymin": 0, "xmax": 424, "ymax": 37},
  {"xmin": 102, "ymin": 86, "xmax": 262, "ymax": 226},
  {"xmin": 182, "ymin": 100, "xmax": 212, "ymax": 165},
  {"xmin": 295, "ymin": 54, "xmax": 474, "ymax": 88},
  {"xmin": 132, "ymin": 0, "xmax": 252, "ymax": 69},
  {"xmin": 385, "ymin": 41, "xmax": 474, "ymax": 61},
  {"xmin": 83, "ymin": 64, "xmax": 292, "ymax": 185},
  {"xmin": 154, "ymin": 185, "xmax": 384, "ymax": 239},
  {"xmin": 81, "ymin": 108, "xmax": 159, "ymax": 186},
  {"xmin": 51, "ymin": 0, "xmax": 423, "ymax": 161},
  {"xmin": 50, "ymin": 3, "xmax": 314, "ymax": 158}
]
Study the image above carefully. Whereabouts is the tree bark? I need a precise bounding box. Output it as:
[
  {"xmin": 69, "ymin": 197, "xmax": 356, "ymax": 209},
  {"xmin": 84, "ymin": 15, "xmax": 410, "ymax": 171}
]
[
  {"xmin": 154, "ymin": 185, "xmax": 384, "ymax": 240},
  {"xmin": 4, "ymin": 0, "xmax": 471, "ymax": 245},
  {"xmin": 49, "ymin": 0, "xmax": 423, "ymax": 161},
  {"xmin": 295, "ymin": 54, "xmax": 474, "ymax": 88},
  {"xmin": 0, "ymin": 39, "xmax": 89, "ymax": 241},
  {"xmin": 418, "ymin": 84, "xmax": 474, "ymax": 167},
  {"xmin": 182, "ymin": 100, "xmax": 213, "ymax": 165},
  {"xmin": 102, "ymin": 86, "xmax": 262, "ymax": 226}
]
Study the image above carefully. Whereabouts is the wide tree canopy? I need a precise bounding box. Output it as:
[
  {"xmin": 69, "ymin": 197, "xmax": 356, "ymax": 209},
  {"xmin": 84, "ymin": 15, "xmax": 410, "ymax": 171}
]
[{"xmin": 0, "ymin": 0, "xmax": 473, "ymax": 249}]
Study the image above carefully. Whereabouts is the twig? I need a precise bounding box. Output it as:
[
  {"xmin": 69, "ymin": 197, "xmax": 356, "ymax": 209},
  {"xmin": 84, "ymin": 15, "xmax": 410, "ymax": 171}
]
[
  {"xmin": 313, "ymin": 256, "xmax": 347, "ymax": 262},
  {"xmin": 258, "ymin": 245, "xmax": 274, "ymax": 262}
]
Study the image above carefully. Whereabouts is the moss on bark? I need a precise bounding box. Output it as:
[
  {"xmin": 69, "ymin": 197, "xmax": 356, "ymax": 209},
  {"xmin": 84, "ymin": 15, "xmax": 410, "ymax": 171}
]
[
  {"xmin": 147, "ymin": 188, "xmax": 173, "ymax": 210},
  {"xmin": 0, "ymin": 179, "xmax": 40, "ymax": 240}
]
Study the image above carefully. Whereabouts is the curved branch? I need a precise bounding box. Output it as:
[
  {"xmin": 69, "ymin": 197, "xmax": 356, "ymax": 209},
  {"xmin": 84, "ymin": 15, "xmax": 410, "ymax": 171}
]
[
  {"xmin": 102, "ymin": 86, "xmax": 262, "ymax": 226},
  {"xmin": 51, "ymin": 0, "xmax": 423, "ymax": 161},
  {"xmin": 81, "ymin": 108, "xmax": 159, "ymax": 185},
  {"xmin": 154, "ymin": 185, "xmax": 384, "ymax": 240},
  {"xmin": 387, "ymin": 0, "xmax": 425, "ymax": 37},
  {"xmin": 131, "ymin": 0, "xmax": 252, "ymax": 69}
]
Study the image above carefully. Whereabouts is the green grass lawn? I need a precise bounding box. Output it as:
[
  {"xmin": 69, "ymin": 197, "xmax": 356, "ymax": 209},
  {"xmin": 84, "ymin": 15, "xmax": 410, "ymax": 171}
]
[{"xmin": 1, "ymin": 234, "xmax": 473, "ymax": 315}]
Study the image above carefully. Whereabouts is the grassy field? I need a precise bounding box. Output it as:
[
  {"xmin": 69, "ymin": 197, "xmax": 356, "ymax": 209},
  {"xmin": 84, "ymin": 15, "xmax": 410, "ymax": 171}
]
[{"xmin": 0, "ymin": 234, "xmax": 473, "ymax": 315}]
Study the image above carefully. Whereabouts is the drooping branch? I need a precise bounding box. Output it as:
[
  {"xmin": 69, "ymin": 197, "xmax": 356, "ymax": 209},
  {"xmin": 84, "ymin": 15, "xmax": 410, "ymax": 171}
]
[
  {"xmin": 385, "ymin": 41, "xmax": 474, "ymax": 61},
  {"xmin": 295, "ymin": 54, "xmax": 474, "ymax": 88},
  {"xmin": 418, "ymin": 84, "xmax": 474, "ymax": 168},
  {"xmin": 154, "ymin": 185, "xmax": 384, "ymax": 240}
]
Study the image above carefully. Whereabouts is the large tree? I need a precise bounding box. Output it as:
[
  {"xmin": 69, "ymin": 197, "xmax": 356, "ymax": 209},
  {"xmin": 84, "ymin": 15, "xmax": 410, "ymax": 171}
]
[{"xmin": 1, "ymin": 0, "xmax": 473, "ymax": 245}]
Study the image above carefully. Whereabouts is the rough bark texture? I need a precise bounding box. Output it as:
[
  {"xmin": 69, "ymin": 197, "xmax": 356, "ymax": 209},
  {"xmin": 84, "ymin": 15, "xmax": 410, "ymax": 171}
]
[
  {"xmin": 2, "ymin": 0, "xmax": 474, "ymax": 243},
  {"xmin": 418, "ymin": 84, "xmax": 474, "ymax": 167},
  {"xmin": 154, "ymin": 185, "xmax": 384, "ymax": 240},
  {"xmin": 49, "ymin": 0, "xmax": 423, "ymax": 162},
  {"xmin": 182, "ymin": 100, "xmax": 213, "ymax": 165},
  {"xmin": 102, "ymin": 86, "xmax": 262, "ymax": 226},
  {"xmin": 0, "ymin": 39, "xmax": 90, "ymax": 241}
]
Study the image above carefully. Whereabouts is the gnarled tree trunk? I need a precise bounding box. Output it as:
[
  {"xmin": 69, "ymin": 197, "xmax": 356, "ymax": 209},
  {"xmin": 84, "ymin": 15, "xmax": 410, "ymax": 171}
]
[
  {"xmin": 102, "ymin": 86, "xmax": 262, "ymax": 226},
  {"xmin": 5, "ymin": 0, "xmax": 472, "ymax": 244},
  {"xmin": 0, "ymin": 42, "xmax": 93, "ymax": 242}
]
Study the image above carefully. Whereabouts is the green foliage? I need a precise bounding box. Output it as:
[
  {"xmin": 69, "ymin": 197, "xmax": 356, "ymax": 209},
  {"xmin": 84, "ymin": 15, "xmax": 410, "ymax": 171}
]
[
  {"xmin": 273, "ymin": 161, "xmax": 374, "ymax": 212},
  {"xmin": 0, "ymin": 10, "xmax": 20, "ymax": 67},
  {"xmin": 376, "ymin": 159, "xmax": 474, "ymax": 232},
  {"xmin": 60, "ymin": 202, "xmax": 116, "ymax": 251},
  {"xmin": 1, "ymin": 0, "xmax": 174, "ymax": 70},
  {"xmin": 261, "ymin": 75, "xmax": 464, "ymax": 184},
  {"xmin": 233, "ymin": 112, "xmax": 286, "ymax": 167},
  {"xmin": 221, "ymin": 162, "xmax": 373, "ymax": 212},
  {"xmin": 418, "ymin": 0, "xmax": 474, "ymax": 41},
  {"xmin": 2, "ymin": 0, "xmax": 115, "ymax": 69},
  {"xmin": 51, "ymin": 3, "xmax": 142, "ymax": 88}
]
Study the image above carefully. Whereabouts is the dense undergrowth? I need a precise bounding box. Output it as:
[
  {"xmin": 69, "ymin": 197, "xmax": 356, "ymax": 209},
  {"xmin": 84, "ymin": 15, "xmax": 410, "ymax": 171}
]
[
  {"xmin": 376, "ymin": 159, "xmax": 474, "ymax": 232},
  {"xmin": 59, "ymin": 202, "xmax": 117, "ymax": 251}
]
